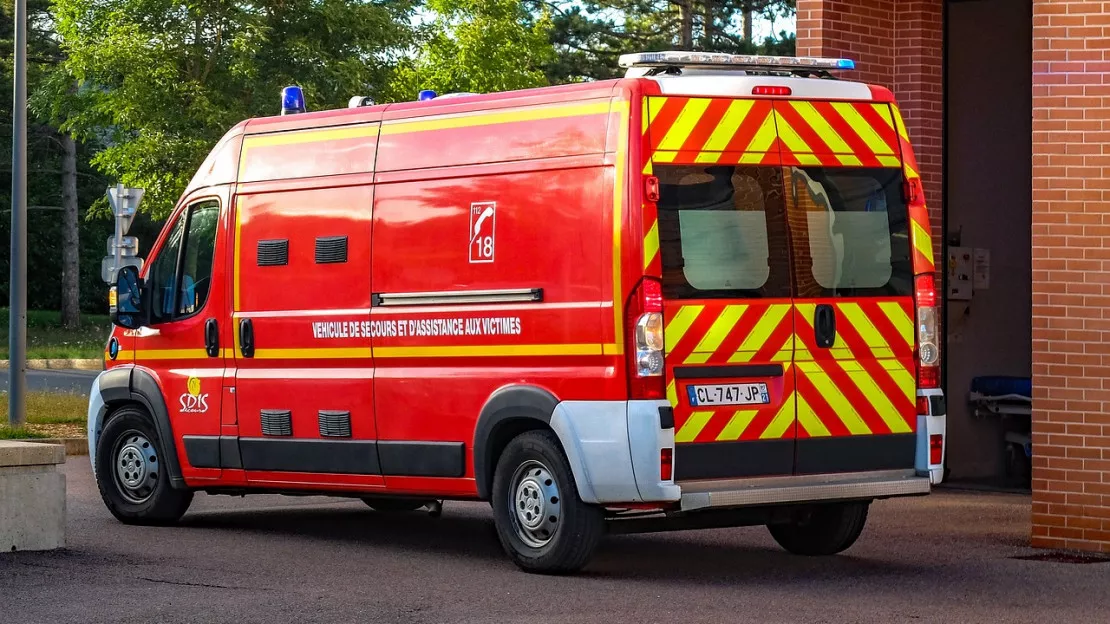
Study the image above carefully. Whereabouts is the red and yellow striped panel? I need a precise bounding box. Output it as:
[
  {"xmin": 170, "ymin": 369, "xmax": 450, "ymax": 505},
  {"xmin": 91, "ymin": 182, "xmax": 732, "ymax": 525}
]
[
  {"xmin": 664, "ymin": 301, "xmax": 796, "ymax": 443},
  {"xmin": 793, "ymin": 300, "xmax": 917, "ymax": 438},
  {"xmin": 644, "ymin": 97, "xmax": 905, "ymax": 169},
  {"xmin": 773, "ymin": 101, "xmax": 901, "ymax": 168},
  {"xmin": 891, "ymin": 104, "xmax": 937, "ymax": 274}
]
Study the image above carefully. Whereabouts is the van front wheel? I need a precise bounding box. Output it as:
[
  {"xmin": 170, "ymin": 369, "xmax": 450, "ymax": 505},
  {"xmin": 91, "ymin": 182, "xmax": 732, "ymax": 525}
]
[
  {"xmin": 94, "ymin": 406, "xmax": 193, "ymax": 525},
  {"xmin": 491, "ymin": 430, "xmax": 604, "ymax": 574},
  {"xmin": 768, "ymin": 502, "xmax": 869, "ymax": 556}
]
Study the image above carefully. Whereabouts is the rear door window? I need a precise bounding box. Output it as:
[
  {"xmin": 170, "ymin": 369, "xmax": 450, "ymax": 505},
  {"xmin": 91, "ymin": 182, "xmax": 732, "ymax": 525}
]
[
  {"xmin": 656, "ymin": 165, "xmax": 791, "ymax": 300},
  {"xmin": 785, "ymin": 167, "xmax": 913, "ymax": 298}
]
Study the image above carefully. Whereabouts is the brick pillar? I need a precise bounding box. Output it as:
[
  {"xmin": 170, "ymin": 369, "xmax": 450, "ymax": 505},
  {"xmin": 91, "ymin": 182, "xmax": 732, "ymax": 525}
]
[
  {"xmin": 797, "ymin": 0, "xmax": 944, "ymax": 253},
  {"xmin": 1031, "ymin": 0, "xmax": 1110, "ymax": 554}
]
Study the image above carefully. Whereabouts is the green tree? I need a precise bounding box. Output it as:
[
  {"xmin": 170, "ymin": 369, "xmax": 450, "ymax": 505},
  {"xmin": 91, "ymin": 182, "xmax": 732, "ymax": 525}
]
[
  {"xmin": 539, "ymin": 0, "xmax": 796, "ymax": 82},
  {"xmin": 47, "ymin": 0, "xmax": 418, "ymax": 219},
  {"xmin": 393, "ymin": 0, "xmax": 555, "ymax": 98}
]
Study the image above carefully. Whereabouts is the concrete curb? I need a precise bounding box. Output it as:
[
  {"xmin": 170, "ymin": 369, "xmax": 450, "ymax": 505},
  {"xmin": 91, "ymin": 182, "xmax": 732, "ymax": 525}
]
[
  {"xmin": 24, "ymin": 438, "xmax": 88, "ymax": 456},
  {"xmin": 0, "ymin": 359, "xmax": 102, "ymax": 371}
]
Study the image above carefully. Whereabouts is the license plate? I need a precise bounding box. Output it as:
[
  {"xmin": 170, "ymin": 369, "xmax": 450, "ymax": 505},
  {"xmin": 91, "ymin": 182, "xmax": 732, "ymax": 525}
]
[{"xmin": 687, "ymin": 383, "xmax": 770, "ymax": 407}]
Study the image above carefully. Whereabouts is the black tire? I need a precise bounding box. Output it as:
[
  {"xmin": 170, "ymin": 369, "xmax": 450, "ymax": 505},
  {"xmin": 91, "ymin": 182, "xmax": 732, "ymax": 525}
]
[
  {"xmin": 94, "ymin": 406, "xmax": 193, "ymax": 525},
  {"xmin": 361, "ymin": 497, "xmax": 429, "ymax": 512},
  {"xmin": 768, "ymin": 502, "xmax": 869, "ymax": 556},
  {"xmin": 491, "ymin": 430, "xmax": 604, "ymax": 574}
]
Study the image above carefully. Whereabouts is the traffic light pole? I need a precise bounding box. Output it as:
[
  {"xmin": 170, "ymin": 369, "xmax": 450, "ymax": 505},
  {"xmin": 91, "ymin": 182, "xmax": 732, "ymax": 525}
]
[{"xmin": 8, "ymin": 0, "xmax": 27, "ymax": 428}]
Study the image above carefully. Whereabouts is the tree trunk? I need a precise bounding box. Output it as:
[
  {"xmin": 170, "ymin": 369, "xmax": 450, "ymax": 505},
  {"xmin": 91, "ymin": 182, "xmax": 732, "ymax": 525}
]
[
  {"xmin": 703, "ymin": 0, "xmax": 714, "ymax": 49},
  {"xmin": 679, "ymin": 0, "xmax": 694, "ymax": 50},
  {"xmin": 60, "ymin": 132, "xmax": 80, "ymax": 329},
  {"xmin": 743, "ymin": 3, "xmax": 755, "ymax": 44}
]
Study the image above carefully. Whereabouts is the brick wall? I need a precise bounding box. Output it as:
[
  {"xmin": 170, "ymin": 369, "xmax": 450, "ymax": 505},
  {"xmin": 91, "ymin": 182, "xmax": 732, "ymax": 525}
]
[
  {"xmin": 797, "ymin": 0, "xmax": 943, "ymax": 258},
  {"xmin": 1030, "ymin": 0, "xmax": 1110, "ymax": 554}
]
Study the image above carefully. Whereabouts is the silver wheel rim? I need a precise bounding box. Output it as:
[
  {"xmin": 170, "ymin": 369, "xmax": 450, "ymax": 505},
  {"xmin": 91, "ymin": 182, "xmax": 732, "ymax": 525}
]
[
  {"xmin": 113, "ymin": 431, "xmax": 158, "ymax": 504},
  {"xmin": 508, "ymin": 460, "xmax": 562, "ymax": 548}
]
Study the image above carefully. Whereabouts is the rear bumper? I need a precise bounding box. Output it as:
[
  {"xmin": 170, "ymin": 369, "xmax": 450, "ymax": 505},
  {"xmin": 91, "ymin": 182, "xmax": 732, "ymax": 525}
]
[{"xmin": 678, "ymin": 469, "xmax": 930, "ymax": 512}]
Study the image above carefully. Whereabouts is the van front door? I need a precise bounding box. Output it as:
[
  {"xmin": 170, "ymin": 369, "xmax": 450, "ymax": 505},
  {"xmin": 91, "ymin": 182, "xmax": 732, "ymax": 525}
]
[{"xmin": 134, "ymin": 198, "xmax": 227, "ymax": 483}]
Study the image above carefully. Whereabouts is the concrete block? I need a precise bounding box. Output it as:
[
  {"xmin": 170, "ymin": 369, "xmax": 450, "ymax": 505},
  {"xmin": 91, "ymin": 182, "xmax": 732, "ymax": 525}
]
[{"xmin": 0, "ymin": 441, "xmax": 66, "ymax": 552}]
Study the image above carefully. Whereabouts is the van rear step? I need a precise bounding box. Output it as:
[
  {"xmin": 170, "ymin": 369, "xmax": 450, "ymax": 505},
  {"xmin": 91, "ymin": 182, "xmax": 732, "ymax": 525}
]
[{"xmin": 678, "ymin": 470, "xmax": 930, "ymax": 511}]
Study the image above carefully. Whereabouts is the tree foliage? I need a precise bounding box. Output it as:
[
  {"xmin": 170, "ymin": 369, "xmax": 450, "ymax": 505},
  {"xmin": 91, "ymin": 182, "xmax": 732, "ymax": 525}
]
[
  {"xmin": 394, "ymin": 0, "xmax": 554, "ymax": 97},
  {"xmin": 46, "ymin": 0, "xmax": 417, "ymax": 218}
]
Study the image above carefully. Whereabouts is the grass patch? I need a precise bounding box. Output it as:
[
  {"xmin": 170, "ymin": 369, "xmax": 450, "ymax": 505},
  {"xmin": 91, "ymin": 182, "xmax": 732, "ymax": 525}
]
[
  {"xmin": 0, "ymin": 428, "xmax": 49, "ymax": 439},
  {"xmin": 0, "ymin": 308, "xmax": 110, "ymax": 360},
  {"xmin": 0, "ymin": 391, "xmax": 88, "ymax": 425}
]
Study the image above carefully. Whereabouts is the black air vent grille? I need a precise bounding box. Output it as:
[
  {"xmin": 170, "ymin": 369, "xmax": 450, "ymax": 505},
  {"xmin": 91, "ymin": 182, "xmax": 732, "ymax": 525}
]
[
  {"xmin": 257, "ymin": 239, "xmax": 289, "ymax": 266},
  {"xmin": 318, "ymin": 410, "xmax": 352, "ymax": 438},
  {"xmin": 315, "ymin": 236, "xmax": 348, "ymax": 264},
  {"xmin": 260, "ymin": 410, "xmax": 292, "ymax": 436}
]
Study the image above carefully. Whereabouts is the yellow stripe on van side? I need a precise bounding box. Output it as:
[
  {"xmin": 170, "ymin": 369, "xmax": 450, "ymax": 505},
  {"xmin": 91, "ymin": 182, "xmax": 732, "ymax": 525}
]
[
  {"xmin": 611, "ymin": 100, "xmax": 630, "ymax": 355},
  {"xmin": 374, "ymin": 344, "xmax": 604, "ymax": 358},
  {"xmin": 378, "ymin": 101, "xmax": 611, "ymax": 136}
]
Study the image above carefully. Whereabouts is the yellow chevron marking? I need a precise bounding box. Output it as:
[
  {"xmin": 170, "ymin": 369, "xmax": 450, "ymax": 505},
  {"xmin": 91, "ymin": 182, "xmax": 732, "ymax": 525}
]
[
  {"xmin": 747, "ymin": 112, "xmax": 779, "ymax": 154},
  {"xmin": 774, "ymin": 115, "xmax": 811, "ymax": 155},
  {"xmin": 730, "ymin": 304, "xmax": 790, "ymax": 363},
  {"xmin": 771, "ymin": 336, "xmax": 794, "ymax": 363},
  {"xmin": 667, "ymin": 379, "xmax": 678, "ymax": 408},
  {"xmin": 761, "ymin": 398, "xmax": 796, "ymax": 439},
  {"xmin": 686, "ymin": 305, "xmax": 748, "ymax": 364},
  {"xmin": 648, "ymin": 97, "xmax": 670, "ymax": 126},
  {"xmin": 837, "ymin": 360, "xmax": 912, "ymax": 434},
  {"xmin": 717, "ymin": 409, "xmax": 759, "ymax": 441},
  {"xmin": 653, "ymin": 151, "xmax": 677, "ymax": 164},
  {"xmin": 873, "ymin": 103, "xmax": 897, "ymax": 130},
  {"xmin": 796, "ymin": 393, "xmax": 831, "ymax": 437},
  {"xmin": 657, "ymin": 99, "xmax": 712, "ymax": 152},
  {"xmin": 831, "ymin": 102, "xmax": 898, "ymax": 156},
  {"xmin": 830, "ymin": 347, "xmax": 854, "ymax": 360},
  {"xmin": 794, "ymin": 340, "xmax": 813, "ymax": 361},
  {"xmin": 838, "ymin": 302, "xmax": 893, "ymax": 358},
  {"xmin": 665, "ymin": 305, "xmax": 703, "ymax": 353},
  {"xmin": 878, "ymin": 302, "xmax": 915, "ymax": 347},
  {"xmin": 643, "ymin": 160, "xmax": 654, "ymax": 175},
  {"xmin": 891, "ymin": 106, "xmax": 911, "ymax": 142},
  {"xmin": 878, "ymin": 155, "xmax": 902, "ymax": 168},
  {"xmin": 791, "ymin": 101, "xmax": 853, "ymax": 153},
  {"xmin": 797, "ymin": 362, "xmax": 871, "ymax": 435},
  {"xmin": 694, "ymin": 150, "xmax": 722, "ymax": 164},
  {"xmin": 701, "ymin": 99, "xmax": 756, "ymax": 152},
  {"xmin": 642, "ymin": 99, "xmax": 650, "ymax": 133},
  {"xmin": 675, "ymin": 411, "xmax": 715, "ymax": 443},
  {"xmin": 882, "ymin": 363, "xmax": 917, "ymax": 403},
  {"xmin": 795, "ymin": 153, "xmax": 823, "ymax": 166},
  {"xmin": 643, "ymin": 219, "xmax": 660, "ymax": 270},
  {"xmin": 836, "ymin": 154, "xmax": 864, "ymax": 167},
  {"xmin": 912, "ymin": 219, "xmax": 935, "ymax": 265}
]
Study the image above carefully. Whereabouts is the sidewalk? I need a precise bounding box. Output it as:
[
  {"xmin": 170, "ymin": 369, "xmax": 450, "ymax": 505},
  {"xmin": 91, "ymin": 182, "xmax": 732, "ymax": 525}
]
[{"xmin": 0, "ymin": 359, "xmax": 102, "ymax": 371}]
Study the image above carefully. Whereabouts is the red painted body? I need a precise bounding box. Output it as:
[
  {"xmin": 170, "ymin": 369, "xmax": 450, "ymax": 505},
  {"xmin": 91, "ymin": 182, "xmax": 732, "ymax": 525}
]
[{"xmin": 104, "ymin": 75, "xmax": 936, "ymax": 498}]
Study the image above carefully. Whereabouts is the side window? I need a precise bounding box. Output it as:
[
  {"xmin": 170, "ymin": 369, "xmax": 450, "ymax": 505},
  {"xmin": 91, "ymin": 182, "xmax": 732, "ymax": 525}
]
[
  {"xmin": 146, "ymin": 200, "xmax": 220, "ymax": 323},
  {"xmin": 656, "ymin": 165, "xmax": 791, "ymax": 300}
]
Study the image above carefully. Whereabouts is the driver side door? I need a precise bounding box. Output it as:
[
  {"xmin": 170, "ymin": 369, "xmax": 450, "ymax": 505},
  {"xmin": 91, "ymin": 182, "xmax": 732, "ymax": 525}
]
[{"xmin": 131, "ymin": 197, "xmax": 228, "ymax": 484}]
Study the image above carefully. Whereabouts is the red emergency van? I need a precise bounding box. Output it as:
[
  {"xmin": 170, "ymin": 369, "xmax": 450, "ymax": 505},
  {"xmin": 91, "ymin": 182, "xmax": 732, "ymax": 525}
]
[{"xmin": 90, "ymin": 51, "xmax": 946, "ymax": 574}]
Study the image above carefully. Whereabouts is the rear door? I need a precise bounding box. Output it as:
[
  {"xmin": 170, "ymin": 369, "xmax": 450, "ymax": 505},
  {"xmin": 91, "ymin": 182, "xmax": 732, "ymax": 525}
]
[
  {"xmin": 645, "ymin": 96, "xmax": 798, "ymax": 481},
  {"xmin": 776, "ymin": 100, "xmax": 918, "ymax": 474}
]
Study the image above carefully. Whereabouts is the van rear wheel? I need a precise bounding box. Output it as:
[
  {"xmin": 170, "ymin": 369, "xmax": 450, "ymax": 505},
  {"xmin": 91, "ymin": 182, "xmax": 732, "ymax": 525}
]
[
  {"xmin": 768, "ymin": 502, "xmax": 869, "ymax": 556},
  {"xmin": 491, "ymin": 430, "xmax": 604, "ymax": 574},
  {"xmin": 94, "ymin": 406, "xmax": 193, "ymax": 525}
]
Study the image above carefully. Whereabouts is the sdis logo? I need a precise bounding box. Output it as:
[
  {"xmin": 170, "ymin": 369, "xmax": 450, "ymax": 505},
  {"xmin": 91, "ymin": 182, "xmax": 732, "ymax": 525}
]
[{"xmin": 180, "ymin": 376, "xmax": 210, "ymax": 414}]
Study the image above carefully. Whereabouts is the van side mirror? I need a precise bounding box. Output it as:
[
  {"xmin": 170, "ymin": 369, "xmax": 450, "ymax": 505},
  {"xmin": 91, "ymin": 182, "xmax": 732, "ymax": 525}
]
[{"xmin": 111, "ymin": 265, "xmax": 146, "ymax": 329}]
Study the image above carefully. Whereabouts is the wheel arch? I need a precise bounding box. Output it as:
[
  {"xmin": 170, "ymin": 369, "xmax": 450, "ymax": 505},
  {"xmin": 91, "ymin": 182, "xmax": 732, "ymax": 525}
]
[
  {"xmin": 93, "ymin": 367, "xmax": 187, "ymax": 490},
  {"xmin": 473, "ymin": 385, "xmax": 559, "ymax": 501}
]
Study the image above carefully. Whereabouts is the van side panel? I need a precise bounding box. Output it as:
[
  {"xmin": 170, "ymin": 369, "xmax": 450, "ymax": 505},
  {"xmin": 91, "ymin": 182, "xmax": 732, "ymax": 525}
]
[
  {"xmin": 370, "ymin": 101, "xmax": 621, "ymax": 495},
  {"xmin": 231, "ymin": 176, "xmax": 384, "ymax": 489}
]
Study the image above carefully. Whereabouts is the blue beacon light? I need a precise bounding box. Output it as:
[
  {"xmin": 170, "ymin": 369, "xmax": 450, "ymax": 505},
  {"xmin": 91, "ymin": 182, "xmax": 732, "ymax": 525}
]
[
  {"xmin": 281, "ymin": 86, "xmax": 306, "ymax": 115},
  {"xmin": 418, "ymin": 89, "xmax": 438, "ymax": 101},
  {"xmin": 836, "ymin": 58, "xmax": 856, "ymax": 70}
]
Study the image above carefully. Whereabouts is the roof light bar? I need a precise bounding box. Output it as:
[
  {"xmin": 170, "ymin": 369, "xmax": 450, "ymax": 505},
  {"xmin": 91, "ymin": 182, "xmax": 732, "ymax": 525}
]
[{"xmin": 618, "ymin": 51, "xmax": 856, "ymax": 72}]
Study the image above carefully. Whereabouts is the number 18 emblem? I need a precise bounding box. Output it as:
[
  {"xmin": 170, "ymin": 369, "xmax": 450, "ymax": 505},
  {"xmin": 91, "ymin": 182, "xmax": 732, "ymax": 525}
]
[{"xmin": 469, "ymin": 202, "xmax": 496, "ymax": 264}]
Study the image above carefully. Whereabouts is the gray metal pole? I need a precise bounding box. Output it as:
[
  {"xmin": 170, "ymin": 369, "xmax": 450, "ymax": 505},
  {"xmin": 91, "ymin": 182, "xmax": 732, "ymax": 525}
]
[{"xmin": 8, "ymin": 0, "xmax": 27, "ymax": 428}]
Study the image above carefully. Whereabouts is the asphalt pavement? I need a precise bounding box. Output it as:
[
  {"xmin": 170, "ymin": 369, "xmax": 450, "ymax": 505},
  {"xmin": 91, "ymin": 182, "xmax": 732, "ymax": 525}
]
[
  {"xmin": 1, "ymin": 460, "xmax": 1107, "ymax": 624},
  {"xmin": 0, "ymin": 368, "xmax": 98, "ymax": 394}
]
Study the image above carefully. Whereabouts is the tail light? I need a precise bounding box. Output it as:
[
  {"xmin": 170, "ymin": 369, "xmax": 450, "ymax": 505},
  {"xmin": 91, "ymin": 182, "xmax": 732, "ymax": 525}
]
[
  {"xmin": 929, "ymin": 434, "xmax": 944, "ymax": 465},
  {"xmin": 915, "ymin": 274, "xmax": 940, "ymax": 389},
  {"xmin": 660, "ymin": 448, "xmax": 673, "ymax": 481},
  {"xmin": 753, "ymin": 85, "xmax": 792, "ymax": 96},
  {"xmin": 627, "ymin": 277, "xmax": 665, "ymax": 399}
]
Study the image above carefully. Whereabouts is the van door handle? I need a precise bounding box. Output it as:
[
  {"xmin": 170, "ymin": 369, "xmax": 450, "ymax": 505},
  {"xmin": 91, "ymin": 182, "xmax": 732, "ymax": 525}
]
[
  {"xmin": 239, "ymin": 318, "xmax": 254, "ymax": 358},
  {"xmin": 204, "ymin": 318, "xmax": 219, "ymax": 358},
  {"xmin": 814, "ymin": 304, "xmax": 836, "ymax": 349}
]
